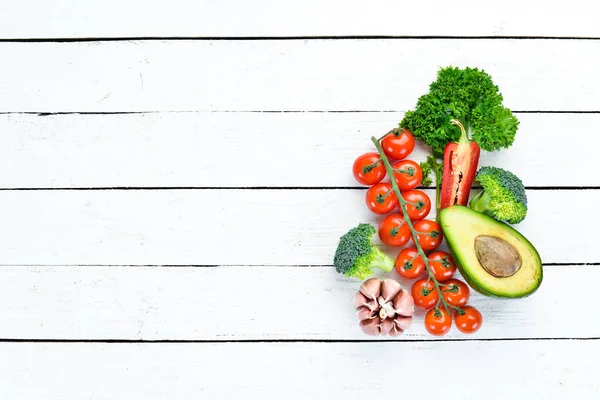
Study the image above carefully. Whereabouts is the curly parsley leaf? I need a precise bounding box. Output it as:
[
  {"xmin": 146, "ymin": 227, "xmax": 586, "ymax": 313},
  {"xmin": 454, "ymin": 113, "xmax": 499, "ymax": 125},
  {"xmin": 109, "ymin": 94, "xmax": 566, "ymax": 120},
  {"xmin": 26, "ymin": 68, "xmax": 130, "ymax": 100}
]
[{"xmin": 401, "ymin": 66, "xmax": 519, "ymax": 156}]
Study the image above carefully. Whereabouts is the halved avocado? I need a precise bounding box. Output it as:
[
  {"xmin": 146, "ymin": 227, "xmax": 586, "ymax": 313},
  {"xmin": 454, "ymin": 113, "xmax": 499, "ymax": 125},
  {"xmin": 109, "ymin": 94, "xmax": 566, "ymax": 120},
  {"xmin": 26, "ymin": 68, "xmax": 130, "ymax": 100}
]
[{"xmin": 439, "ymin": 205, "xmax": 542, "ymax": 298}]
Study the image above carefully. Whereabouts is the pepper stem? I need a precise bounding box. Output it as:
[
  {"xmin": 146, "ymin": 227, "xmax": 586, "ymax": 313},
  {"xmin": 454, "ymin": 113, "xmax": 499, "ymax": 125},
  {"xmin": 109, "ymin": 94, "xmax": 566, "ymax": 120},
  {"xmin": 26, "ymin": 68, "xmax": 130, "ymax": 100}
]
[{"xmin": 450, "ymin": 118, "xmax": 470, "ymax": 146}]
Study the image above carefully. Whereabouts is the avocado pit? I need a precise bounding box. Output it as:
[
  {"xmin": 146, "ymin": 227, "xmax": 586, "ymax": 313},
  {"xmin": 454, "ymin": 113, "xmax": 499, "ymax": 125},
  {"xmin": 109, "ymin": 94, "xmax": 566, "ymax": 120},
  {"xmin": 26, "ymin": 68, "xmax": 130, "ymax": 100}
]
[{"xmin": 474, "ymin": 235, "xmax": 522, "ymax": 278}]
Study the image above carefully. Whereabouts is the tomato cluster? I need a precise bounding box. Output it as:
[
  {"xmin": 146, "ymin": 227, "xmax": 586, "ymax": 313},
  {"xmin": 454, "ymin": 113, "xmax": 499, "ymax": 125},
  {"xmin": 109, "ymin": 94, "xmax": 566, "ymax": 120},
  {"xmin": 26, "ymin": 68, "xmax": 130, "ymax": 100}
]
[
  {"xmin": 355, "ymin": 129, "xmax": 441, "ymax": 249},
  {"xmin": 419, "ymin": 276, "xmax": 482, "ymax": 336},
  {"xmin": 353, "ymin": 128, "xmax": 482, "ymax": 336}
]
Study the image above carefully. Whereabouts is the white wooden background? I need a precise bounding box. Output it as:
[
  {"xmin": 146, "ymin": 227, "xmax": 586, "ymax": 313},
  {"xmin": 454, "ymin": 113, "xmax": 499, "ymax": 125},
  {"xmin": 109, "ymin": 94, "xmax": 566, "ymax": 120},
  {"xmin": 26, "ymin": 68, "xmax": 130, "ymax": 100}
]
[{"xmin": 0, "ymin": 1, "xmax": 599, "ymax": 399}]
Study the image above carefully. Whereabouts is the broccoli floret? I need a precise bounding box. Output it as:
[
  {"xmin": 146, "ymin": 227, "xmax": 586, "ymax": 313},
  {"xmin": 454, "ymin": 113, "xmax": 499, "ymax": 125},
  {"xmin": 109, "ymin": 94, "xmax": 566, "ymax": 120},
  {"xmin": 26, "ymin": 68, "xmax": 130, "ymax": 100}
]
[
  {"xmin": 469, "ymin": 166, "xmax": 527, "ymax": 224},
  {"xmin": 333, "ymin": 223, "xmax": 394, "ymax": 280}
]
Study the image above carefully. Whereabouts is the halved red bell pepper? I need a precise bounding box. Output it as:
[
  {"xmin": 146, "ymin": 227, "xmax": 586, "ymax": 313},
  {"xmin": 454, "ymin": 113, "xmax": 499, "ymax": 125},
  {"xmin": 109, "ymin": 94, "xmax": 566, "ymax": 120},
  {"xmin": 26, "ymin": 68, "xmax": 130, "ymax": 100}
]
[{"xmin": 440, "ymin": 119, "xmax": 480, "ymax": 209}]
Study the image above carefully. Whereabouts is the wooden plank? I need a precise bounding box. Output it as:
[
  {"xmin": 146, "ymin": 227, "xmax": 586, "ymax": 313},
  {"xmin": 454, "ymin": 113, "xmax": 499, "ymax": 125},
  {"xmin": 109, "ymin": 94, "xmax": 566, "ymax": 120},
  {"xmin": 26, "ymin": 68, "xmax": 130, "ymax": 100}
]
[
  {"xmin": 0, "ymin": 341, "xmax": 597, "ymax": 399},
  {"xmin": 0, "ymin": 189, "xmax": 592, "ymax": 265},
  {"xmin": 1, "ymin": 1, "xmax": 598, "ymax": 39},
  {"xmin": 0, "ymin": 40, "xmax": 598, "ymax": 112},
  {"xmin": 0, "ymin": 265, "xmax": 596, "ymax": 340},
  {"xmin": 0, "ymin": 112, "xmax": 594, "ymax": 188}
]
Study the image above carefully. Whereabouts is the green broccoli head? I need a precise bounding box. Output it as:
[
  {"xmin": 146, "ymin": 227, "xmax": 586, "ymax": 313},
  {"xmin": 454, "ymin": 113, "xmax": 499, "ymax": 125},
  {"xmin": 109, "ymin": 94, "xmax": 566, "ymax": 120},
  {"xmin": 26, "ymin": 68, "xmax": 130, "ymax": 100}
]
[
  {"xmin": 401, "ymin": 66, "xmax": 519, "ymax": 156},
  {"xmin": 333, "ymin": 223, "xmax": 394, "ymax": 280},
  {"xmin": 469, "ymin": 166, "xmax": 528, "ymax": 224}
]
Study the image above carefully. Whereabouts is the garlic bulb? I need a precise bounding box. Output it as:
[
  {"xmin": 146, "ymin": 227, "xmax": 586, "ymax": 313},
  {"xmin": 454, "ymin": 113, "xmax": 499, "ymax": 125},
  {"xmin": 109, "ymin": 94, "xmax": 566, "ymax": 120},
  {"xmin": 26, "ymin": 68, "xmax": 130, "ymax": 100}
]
[{"xmin": 354, "ymin": 278, "xmax": 415, "ymax": 336}]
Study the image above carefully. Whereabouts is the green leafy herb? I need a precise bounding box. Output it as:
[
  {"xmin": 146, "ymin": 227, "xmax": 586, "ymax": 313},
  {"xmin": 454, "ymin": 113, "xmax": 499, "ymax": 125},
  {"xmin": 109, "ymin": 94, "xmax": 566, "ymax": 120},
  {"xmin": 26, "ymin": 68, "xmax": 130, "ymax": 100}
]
[{"xmin": 401, "ymin": 66, "xmax": 519, "ymax": 156}]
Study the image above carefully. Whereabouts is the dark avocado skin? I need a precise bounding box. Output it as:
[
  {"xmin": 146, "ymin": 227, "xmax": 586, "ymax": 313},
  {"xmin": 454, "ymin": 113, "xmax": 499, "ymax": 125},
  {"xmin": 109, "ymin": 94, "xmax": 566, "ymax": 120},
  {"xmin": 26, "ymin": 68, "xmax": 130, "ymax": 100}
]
[{"xmin": 440, "ymin": 206, "xmax": 543, "ymax": 299}]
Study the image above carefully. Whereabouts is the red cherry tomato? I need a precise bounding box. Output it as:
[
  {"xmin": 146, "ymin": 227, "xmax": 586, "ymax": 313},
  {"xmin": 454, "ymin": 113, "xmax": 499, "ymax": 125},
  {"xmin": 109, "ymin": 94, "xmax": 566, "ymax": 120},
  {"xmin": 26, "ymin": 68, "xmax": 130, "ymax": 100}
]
[
  {"xmin": 413, "ymin": 219, "xmax": 443, "ymax": 251},
  {"xmin": 454, "ymin": 306, "xmax": 482, "ymax": 334},
  {"xmin": 378, "ymin": 214, "xmax": 411, "ymax": 247},
  {"xmin": 365, "ymin": 183, "xmax": 398, "ymax": 215},
  {"xmin": 395, "ymin": 247, "xmax": 426, "ymax": 279},
  {"xmin": 442, "ymin": 279, "xmax": 470, "ymax": 307},
  {"xmin": 399, "ymin": 189, "xmax": 431, "ymax": 221},
  {"xmin": 411, "ymin": 279, "xmax": 439, "ymax": 309},
  {"xmin": 392, "ymin": 160, "xmax": 422, "ymax": 191},
  {"xmin": 352, "ymin": 152, "xmax": 386, "ymax": 186},
  {"xmin": 428, "ymin": 251, "xmax": 457, "ymax": 282},
  {"xmin": 424, "ymin": 308, "xmax": 452, "ymax": 336},
  {"xmin": 381, "ymin": 128, "xmax": 415, "ymax": 160}
]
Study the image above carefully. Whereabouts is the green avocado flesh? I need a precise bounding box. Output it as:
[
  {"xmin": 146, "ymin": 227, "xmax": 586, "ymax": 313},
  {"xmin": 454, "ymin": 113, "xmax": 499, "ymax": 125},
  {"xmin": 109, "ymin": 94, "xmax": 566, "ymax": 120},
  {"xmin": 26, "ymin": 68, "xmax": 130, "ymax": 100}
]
[{"xmin": 439, "ymin": 206, "xmax": 542, "ymax": 298}]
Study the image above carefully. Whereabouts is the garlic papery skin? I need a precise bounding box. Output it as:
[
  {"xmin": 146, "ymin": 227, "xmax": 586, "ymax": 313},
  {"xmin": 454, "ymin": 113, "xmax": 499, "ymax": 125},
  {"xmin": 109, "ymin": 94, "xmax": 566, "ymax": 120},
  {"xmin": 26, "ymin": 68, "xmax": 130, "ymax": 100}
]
[{"xmin": 377, "ymin": 296, "xmax": 397, "ymax": 320}]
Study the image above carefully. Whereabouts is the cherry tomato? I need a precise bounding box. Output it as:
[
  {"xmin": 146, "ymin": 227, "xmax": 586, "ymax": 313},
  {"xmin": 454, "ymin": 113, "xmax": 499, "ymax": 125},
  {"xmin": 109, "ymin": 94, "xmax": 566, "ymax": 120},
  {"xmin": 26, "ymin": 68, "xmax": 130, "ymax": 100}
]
[
  {"xmin": 399, "ymin": 189, "xmax": 431, "ymax": 221},
  {"xmin": 454, "ymin": 306, "xmax": 482, "ymax": 334},
  {"xmin": 365, "ymin": 183, "xmax": 398, "ymax": 215},
  {"xmin": 428, "ymin": 251, "xmax": 457, "ymax": 282},
  {"xmin": 352, "ymin": 152, "xmax": 386, "ymax": 186},
  {"xmin": 378, "ymin": 214, "xmax": 411, "ymax": 247},
  {"xmin": 392, "ymin": 160, "xmax": 422, "ymax": 191},
  {"xmin": 411, "ymin": 279, "xmax": 439, "ymax": 309},
  {"xmin": 395, "ymin": 248, "xmax": 425, "ymax": 279},
  {"xmin": 442, "ymin": 279, "xmax": 470, "ymax": 307},
  {"xmin": 381, "ymin": 128, "xmax": 415, "ymax": 160},
  {"xmin": 424, "ymin": 308, "xmax": 452, "ymax": 336},
  {"xmin": 413, "ymin": 219, "xmax": 443, "ymax": 251}
]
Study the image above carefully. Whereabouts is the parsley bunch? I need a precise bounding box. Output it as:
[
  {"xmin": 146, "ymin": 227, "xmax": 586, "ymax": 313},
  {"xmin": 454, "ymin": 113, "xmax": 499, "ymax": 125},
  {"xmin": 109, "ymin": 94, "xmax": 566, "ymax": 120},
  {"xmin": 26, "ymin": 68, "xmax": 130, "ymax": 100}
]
[{"xmin": 401, "ymin": 66, "xmax": 519, "ymax": 156}]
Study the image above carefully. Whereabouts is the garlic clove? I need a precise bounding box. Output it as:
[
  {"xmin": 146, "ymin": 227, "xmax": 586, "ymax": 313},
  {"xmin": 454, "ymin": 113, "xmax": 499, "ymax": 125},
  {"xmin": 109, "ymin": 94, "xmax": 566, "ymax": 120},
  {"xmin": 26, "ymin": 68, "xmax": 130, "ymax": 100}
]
[
  {"xmin": 357, "ymin": 306, "xmax": 378, "ymax": 322},
  {"xmin": 360, "ymin": 316, "xmax": 381, "ymax": 336},
  {"xmin": 357, "ymin": 306, "xmax": 369, "ymax": 321},
  {"xmin": 364, "ymin": 298, "xmax": 379, "ymax": 312},
  {"xmin": 380, "ymin": 318, "xmax": 394, "ymax": 336},
  {"xmin": 359, "ymin": 278, "xmax": 382, "ymax": 300},
  {"xmin": 394, "ymin": 316, "xmax": 413, "ymax": 331},
  {"xmin": 380, "ymin": 279, "xmax": 402, "ymax": 302},
  {"xmin": 389, "ymin": 325, "xmax": 404, "ymax": 337},
  {"xmin": 393, "ymin": 289, "xmax": 415, "ymax": 317},
  {"xmin": 353, "ymin": 292, "xmax": 369, "ymax": 309}
]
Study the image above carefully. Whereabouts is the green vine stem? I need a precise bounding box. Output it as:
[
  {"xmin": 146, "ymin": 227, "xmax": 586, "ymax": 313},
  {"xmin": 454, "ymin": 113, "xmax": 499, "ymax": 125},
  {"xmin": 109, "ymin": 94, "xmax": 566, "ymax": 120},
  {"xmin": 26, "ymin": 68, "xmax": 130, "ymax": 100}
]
[
  {"xmin": 392, "ymin": 167, "xmax": 416, "ymax": 176},
  {"xmin": 432, "ymin": 159, "xmax": 443, "ymax": 222},
  {"xmin": 372, "ymin": 136, "xmax": 453, "ymax": 315},
  {"xmin": 362, "ymin": 159, "xmax": 384, "ymax": 175}
]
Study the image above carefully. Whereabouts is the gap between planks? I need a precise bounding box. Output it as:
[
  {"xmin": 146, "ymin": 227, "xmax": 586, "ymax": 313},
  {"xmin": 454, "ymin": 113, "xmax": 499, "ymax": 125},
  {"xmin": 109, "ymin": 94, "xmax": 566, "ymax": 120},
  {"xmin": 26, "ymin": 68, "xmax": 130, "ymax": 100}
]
[
  {"xmin": 1, "ymin": 110, "xmax": 599, "ymax": 115},
  {"xmin": 0, "ymin": 186, "xmax": 597, "ymax": 191},
  {"xmin": 0, "ymin": 262, "xmax": 594, "ymax": 268},
  {"xmin": 0, "ymin": 337, "xmax": 597, "ymax": 344},
  {"xmin": 1, "ymin": 36, "xmax": 600, "ymax": 43}
]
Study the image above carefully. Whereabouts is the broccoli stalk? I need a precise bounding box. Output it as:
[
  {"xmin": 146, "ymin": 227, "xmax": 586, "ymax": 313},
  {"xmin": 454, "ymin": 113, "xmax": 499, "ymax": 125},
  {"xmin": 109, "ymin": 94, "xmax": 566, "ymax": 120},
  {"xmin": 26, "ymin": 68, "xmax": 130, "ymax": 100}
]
[
  {"xmin": 469, "ymin": 190, "xmax": 494, "ymax": 213},
  {"xmin": 469, "ymin": 166, "xmax": 528, "ymax": 224},
  {"xmin": 333, "ymin": 223, "xmax": 394, "ymax": 280}
]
